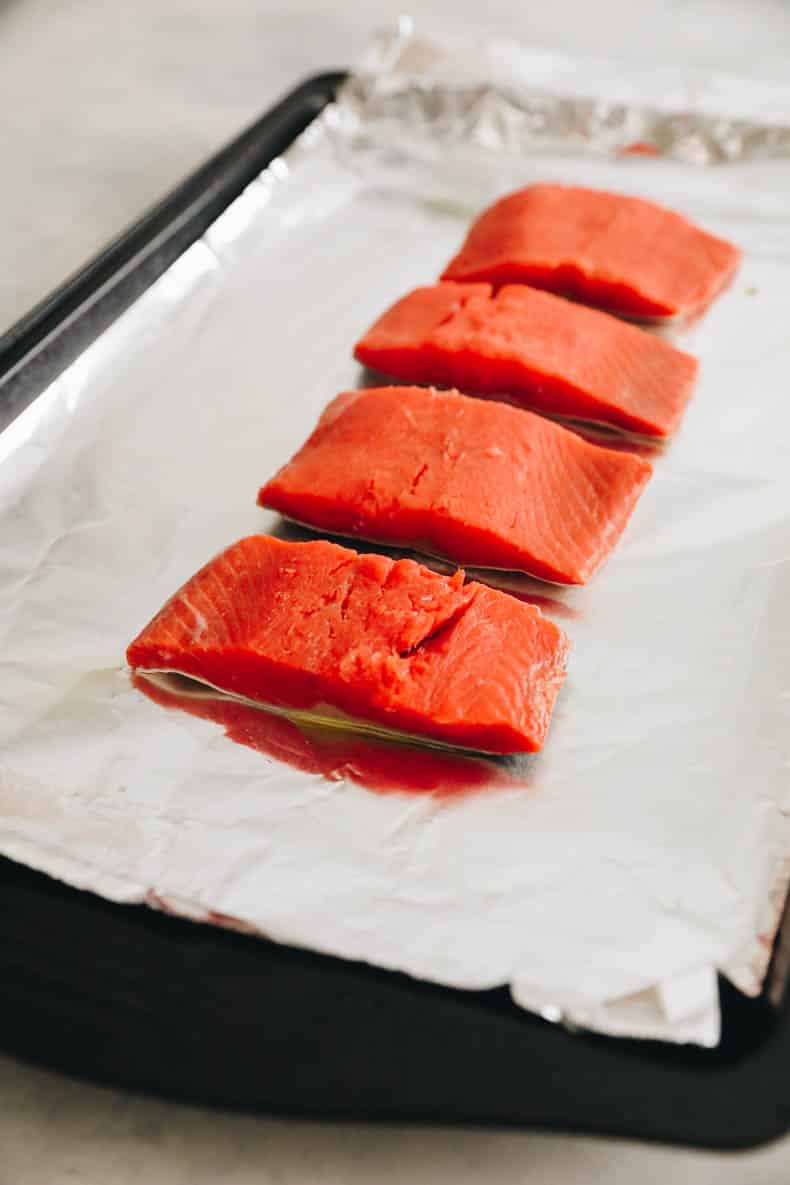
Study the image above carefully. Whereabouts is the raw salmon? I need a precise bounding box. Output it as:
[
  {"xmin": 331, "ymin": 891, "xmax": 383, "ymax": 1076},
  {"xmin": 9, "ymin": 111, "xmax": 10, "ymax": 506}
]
[
  {"xmin": 441, "ymin": 184, "xmax": 741, "ymax": 321},
  {"xmin": 127, "ymin": 535, "xmax": 569, "ymax": 754},
  {"xmin": 354, "ymin": 282, "xmax": 698, "ymax": 438},
  {"xmin": 259, "ymin": 387, "xmax": 652, "ymax": 585}
]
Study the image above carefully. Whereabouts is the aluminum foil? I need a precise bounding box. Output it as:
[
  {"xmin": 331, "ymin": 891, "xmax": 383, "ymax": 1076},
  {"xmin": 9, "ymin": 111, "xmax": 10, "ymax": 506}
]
[{"xmin": 2, "ymin": 24, "xmax": 790, "ymax": 1046}]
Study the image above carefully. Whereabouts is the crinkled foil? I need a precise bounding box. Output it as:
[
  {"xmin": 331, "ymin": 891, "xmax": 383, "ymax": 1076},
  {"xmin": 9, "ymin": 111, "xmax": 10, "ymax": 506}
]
[
  {"xmin": 1, "ymin": 24, "xmax": 790, "ymax": 1046},
  {"xmin": 344, "ymin": 20, "xmax": 790, "ymax": 166}
]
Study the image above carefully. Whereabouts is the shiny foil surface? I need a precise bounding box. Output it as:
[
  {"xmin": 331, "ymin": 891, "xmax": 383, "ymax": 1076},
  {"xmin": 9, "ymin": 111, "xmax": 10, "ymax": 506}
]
[{"xmin": 1, "ymin": 24, "xmax": 789, "ymax": 1044}]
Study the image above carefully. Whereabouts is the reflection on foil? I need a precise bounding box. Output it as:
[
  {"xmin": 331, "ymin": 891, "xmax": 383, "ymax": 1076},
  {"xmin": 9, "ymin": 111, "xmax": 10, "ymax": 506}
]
[
  {"xmin": 542, "ymin": 419, "xmax": 663, "ymax": 458},
  {"xmin": 133, "ymin": 672, "xmax": 521, "ymax": 799},
  {"xmin": 619, "ymin": 141, "xmax": 662, "ymax": 157}
]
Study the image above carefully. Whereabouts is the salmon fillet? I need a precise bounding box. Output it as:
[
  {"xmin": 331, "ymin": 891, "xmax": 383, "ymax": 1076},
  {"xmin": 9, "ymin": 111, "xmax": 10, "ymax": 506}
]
[
  {"xmin": 355, "ymin": 282, "xmax": 698, "ymax": 438},
  {"xmin": 441, "ymin": 184, "xmax": 741, "ymax": 321},
  {"xmin": 258, "ymin": 387, "xmax": 652, "ymax": 585},
  {"xmin": 127, "ymin": 535, "xmax": 569, "ymax": 754}
]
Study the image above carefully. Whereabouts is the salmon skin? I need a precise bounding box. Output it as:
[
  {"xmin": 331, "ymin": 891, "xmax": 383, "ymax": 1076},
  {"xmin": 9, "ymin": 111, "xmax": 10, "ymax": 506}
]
[
  {"xmin": 355, "ymin": 282, "xmax": 698, "ymax": 438},
  {"xmin": 441, "ymin": 183, "xmax": 741, "ymax": 321},
  {"xmin": 258, "ymin": 387, "xmax": 652, "ymax": 585},
  {"xmin": 127, "ymin": 534, "xmax": 570, "ymax": 755}
]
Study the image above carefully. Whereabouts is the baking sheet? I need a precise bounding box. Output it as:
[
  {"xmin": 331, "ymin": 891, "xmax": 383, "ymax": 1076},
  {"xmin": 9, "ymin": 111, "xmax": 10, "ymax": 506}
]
[{"xmin": 2, "ymin": 24, "xmax": 790, "ymax": 1046}]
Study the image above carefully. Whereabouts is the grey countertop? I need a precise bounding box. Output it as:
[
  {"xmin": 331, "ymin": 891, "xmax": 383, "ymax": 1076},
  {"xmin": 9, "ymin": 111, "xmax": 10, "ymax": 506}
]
[
  {"xmin": 1, "ymin": 0, "xmax": 788, "ymax": 1179},
  {"xmin": 1, "ymin": 1052, "xmax": 788, "ymax": 1185}
]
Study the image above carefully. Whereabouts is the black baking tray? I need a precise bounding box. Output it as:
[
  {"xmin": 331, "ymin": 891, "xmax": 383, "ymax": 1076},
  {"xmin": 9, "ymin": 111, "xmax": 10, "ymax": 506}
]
[{"xmin": 0, "ymin": 73, "xmax": 788, "ymax": 1151}]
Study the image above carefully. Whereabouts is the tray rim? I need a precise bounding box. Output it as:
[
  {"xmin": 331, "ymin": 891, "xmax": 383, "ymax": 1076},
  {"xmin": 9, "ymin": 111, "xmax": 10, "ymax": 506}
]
[
  {"xmin": 0, "ymin": 848, "xmax": 788, "ymax": 1150},
  {"xmin": 0, "ymin": 71, "xmax": 346, "ymax": 430}
]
